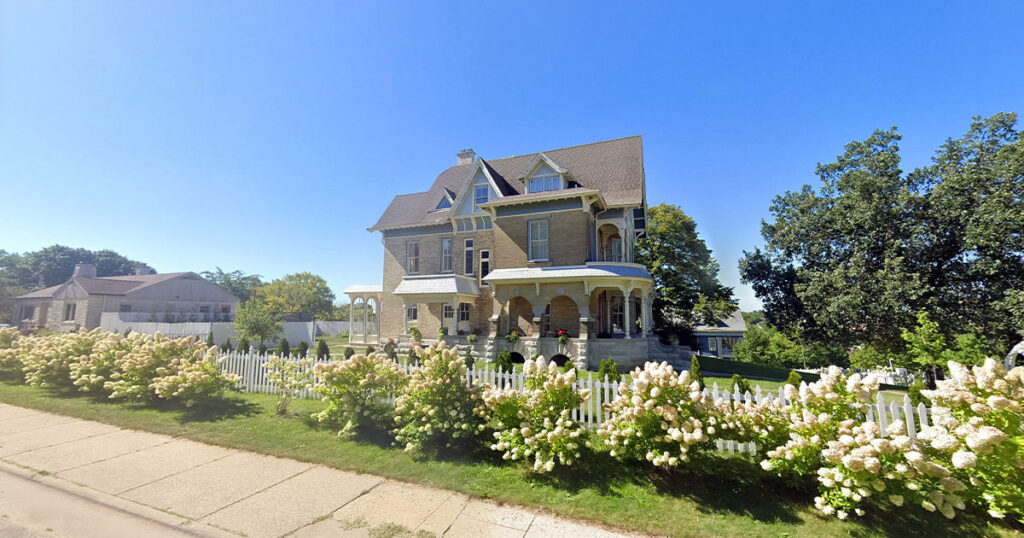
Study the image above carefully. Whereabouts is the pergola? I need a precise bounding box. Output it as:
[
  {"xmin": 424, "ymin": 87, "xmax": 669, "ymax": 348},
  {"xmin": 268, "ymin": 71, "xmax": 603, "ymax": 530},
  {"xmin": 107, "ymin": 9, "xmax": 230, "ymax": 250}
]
[{"xmin": 342, "ymin": 284, "xmax": 383, "ymax": 344}]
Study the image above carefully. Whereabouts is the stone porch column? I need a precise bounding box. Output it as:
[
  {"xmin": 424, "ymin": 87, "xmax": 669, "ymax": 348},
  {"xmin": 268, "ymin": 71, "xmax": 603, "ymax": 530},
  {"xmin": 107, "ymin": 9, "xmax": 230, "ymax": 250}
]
[{"xmin": 624, "ymin": 291, "xmax": 633, "ymax": 339}]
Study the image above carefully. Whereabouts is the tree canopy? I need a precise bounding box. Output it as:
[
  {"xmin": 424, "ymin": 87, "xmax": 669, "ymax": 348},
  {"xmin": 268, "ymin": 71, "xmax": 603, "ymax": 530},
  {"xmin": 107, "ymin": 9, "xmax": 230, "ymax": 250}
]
[
  {"xmin": 254, "ymin": 272, "xmax": 336, "ymax": 319},
  {"xmin": 635, "ymin": 203, "xmax": 735, "ymax": 336},
  {"xmin": 200, "ymin": 267, "xmax": 265, "ymax": 302},
  {"xmin": 741, "ymin": 113, "xmax": 1024, "ymax": 352}
]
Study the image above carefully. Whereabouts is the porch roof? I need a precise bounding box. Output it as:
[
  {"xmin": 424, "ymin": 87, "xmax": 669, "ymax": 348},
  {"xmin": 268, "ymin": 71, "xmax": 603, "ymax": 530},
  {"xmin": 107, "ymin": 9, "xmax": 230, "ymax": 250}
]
[
  {"xmin": 483, "ymin": 262, "xmax": 653, "ymax": 283},
  {"xmin": 393, "ymin": 274, "xmax": 481, "ymax": 297}
]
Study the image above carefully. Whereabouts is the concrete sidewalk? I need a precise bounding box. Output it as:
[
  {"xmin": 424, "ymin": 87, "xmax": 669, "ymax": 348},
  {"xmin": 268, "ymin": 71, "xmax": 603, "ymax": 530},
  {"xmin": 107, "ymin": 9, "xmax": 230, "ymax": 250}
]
[{"xmin": 0, "ymin": 403, "xmax": 634, "ymax": 538}]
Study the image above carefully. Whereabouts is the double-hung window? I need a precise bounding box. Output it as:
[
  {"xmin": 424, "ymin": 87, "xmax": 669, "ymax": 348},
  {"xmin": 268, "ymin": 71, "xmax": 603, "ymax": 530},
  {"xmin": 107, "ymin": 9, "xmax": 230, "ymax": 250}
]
[
  {"xmin": 528, "ymin": 220, "xmax": 549, "ymax": 261},
  {"xmin": 479, "ymin": 250, "xmax": 490, "ymax": 284},
  {"xmin": 458, "ymin": 303, "xmax": 470, "ymax": 321},
  {"xmin": 64, "ymin": 303, "xmax": 76, "ymax": 321},
  {"xmin": 406, "ymin": 241, "xmax": 420, "ymax": 274},
  {"xmin": 406, "ymin": 304, "xmax": 418, "ymax": 321},
  {"xmin": 443, "ymin": 304, "xmax": 454, "ymax": 319},
  {"xmin": 475, "ymin": 185, "xmax": 488, "ymax": 205},
  {"xmin": 464, "ymin": 239, "xmax": 474, "ymax": 275},
  {"xmin": 441, "ymin": 239, "xmax": 453, "ymax": 273},
  {"xmin": 528, "ymin": 174, "xmax": 560, "ymax": 193}
]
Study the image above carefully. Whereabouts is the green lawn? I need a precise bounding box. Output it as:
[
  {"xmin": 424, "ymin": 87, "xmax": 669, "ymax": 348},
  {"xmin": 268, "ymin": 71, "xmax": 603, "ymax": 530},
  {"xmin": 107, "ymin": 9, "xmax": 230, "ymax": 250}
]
[
  {"xmin": 0, "ymin": 380, "xmax": 1012, "ymax": 538},
  {"xmin": 317, "ymin": 334, "xmax": 376, "ymax": 356}
]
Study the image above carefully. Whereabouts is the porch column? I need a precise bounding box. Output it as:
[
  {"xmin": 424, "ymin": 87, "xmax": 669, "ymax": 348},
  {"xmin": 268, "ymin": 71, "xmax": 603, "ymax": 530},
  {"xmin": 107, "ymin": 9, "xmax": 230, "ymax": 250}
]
[
  {"xmin": 402, "ymin": 301, "xmax": 408, "ymax": 335},
  {"xmin": 350, "ymin": 300, "xmax": 355, "ymax": 342},
  {"xmin": 640, "ymin": 292, "xmax": 650, "ymax": 338},
  {"xmin": 364, "ymin": 297, "xmax": 372, "ymax": 344},
  {"xmin": 624, "ymin": 291, "xmax": 633, "ymax": 339},
  {"xmin": 449, "ymin": 298, "xmax": 458, "ymax": 337}
]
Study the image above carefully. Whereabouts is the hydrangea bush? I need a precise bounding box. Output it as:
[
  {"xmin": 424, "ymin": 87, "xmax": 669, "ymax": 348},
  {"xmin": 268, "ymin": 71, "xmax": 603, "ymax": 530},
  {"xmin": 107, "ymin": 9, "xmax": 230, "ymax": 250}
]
[
  {"xmin": 482, "ymin": 356, "xmax": 590, "ymax": 473},
  {"xmin": 0, "ymin": 327, "xmax": 23, "ymax": 373},
  {"xmin": 312, "ymin": 353, "xmax": 408, "ymax": 432},
  {"xmin": 393, "ymin": 342, "xmax": 487, "ymax": 454},
  {"xmin": 922, "ymin": 359, "xmax": 1024, "ymax": 521},
  {"xmin": 22, "ymin": 330, "xmax": 101, "ymax": 390},
  {"xmin": 150, "ymin": 346, "xmax": 241, "ymax": 406},
  {"xmin": 599, "ymin": 362, "xmax": 714, "ymax": 467},
  {"xmin": 264, "ymin": 355, "xmax": 314, "ymax": 415}
]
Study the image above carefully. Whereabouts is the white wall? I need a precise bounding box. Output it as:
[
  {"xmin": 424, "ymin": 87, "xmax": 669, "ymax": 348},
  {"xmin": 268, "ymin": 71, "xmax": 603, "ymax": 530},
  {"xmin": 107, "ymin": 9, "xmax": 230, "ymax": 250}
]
[{"xmin": 99, "ymin": 313, "xmax": 314, "ymax": 346}]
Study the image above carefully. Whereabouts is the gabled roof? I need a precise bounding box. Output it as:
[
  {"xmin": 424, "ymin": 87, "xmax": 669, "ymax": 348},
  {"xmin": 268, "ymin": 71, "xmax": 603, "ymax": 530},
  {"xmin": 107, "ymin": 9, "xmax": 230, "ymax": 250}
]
[
  {"xmin": 15, "ymin": 272, "xmax": 202, "ymax": 299},
  {"xmin": 370, "ymin": 135, "xmax": 644, "ymax": 232},
  {"xmin": 692, "ymin": 311, "xmax": 748, "ymax": 334}
]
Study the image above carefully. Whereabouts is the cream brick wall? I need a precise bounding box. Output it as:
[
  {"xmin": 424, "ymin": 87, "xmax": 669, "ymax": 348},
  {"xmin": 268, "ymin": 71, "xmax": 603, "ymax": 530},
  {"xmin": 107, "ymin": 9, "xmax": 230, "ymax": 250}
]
[{"xmin": 493, "ymin": 210, "xmax": 592, "ymax": 269}]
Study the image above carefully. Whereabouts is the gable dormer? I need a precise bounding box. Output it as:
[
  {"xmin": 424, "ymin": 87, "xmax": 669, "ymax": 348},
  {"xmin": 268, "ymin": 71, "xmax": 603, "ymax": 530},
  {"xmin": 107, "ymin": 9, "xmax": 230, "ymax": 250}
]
[
  {"xmin": 517, "ymin": 153, "xmax": 570, "ymax": 194},
  {"xmin": 452, "ymin": 160, "xmax": 502, "ymax": 217}
]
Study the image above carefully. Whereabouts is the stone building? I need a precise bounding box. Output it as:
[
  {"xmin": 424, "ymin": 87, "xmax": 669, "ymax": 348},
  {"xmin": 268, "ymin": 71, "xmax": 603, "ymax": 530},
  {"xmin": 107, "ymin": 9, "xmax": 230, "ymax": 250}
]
[
  {"xmin": 349, "ymin": 136, "xmax": 679, "ymax": 368},
  {"xmin": 13, "ymin": 263, "xmax": 240, "ymax": 332}
]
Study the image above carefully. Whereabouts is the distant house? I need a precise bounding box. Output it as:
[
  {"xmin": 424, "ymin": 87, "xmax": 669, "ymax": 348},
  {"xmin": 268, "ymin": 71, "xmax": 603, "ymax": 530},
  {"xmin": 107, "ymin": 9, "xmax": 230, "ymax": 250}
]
[
  {"xmin": 13, "ymin": 263, "xmax": 240, "ymax": 332},
  {"xmin": 693, "ymin": 311, "xmax": 748, "ymax": 359}
]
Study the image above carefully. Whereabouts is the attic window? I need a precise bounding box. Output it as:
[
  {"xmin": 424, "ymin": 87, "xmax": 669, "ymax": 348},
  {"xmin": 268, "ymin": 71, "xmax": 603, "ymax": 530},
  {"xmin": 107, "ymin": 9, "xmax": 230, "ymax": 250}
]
[
  {"xmin": 474, "ymin": 185, "xmax": 488, "ymax": 205},
  {"xmin": 435, "ymin": 197, "xmax": 452, "ymax": 210},
  {"xmin": 527, "ymin": 174, "xmax": 561, "ymax": 194}
]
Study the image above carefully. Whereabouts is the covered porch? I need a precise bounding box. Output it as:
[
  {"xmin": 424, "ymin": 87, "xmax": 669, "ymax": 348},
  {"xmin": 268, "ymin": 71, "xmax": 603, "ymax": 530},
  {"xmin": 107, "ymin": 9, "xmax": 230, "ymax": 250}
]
[
  {"xmin": 393, "ymin": 274, "xmax": 482, "ymax": 338},
  {"xmin": 342, "ymin": 285, "xmax": 383, "ymax": 345}
]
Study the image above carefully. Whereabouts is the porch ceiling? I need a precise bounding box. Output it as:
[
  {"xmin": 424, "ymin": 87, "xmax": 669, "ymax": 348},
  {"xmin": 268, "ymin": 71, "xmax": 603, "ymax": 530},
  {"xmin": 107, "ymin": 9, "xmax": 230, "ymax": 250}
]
[{"xmin": 484, "ymin": 262, "xmax": 653, "ymax": 284}]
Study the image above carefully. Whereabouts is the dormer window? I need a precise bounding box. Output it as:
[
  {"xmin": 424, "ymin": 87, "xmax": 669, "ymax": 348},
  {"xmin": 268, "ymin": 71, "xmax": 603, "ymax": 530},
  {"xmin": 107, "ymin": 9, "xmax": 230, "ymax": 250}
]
[
  {"xmin": 474, "ymin": 185, "xmax": 488, "ymax": 205},
  {"xmin": 435, "ymin": 196, "xmax": 452, "ymax": 210},
  {"xmin": 527, "ymin": 174, "xmax": 561, "ymax": 193}
]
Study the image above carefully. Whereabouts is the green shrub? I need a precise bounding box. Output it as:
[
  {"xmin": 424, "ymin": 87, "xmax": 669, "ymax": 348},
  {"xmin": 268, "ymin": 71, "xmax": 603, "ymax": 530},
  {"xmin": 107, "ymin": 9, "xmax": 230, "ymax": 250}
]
[
  {"xmin": 278, "ymin": 338, "xmax": 290, "ymax": 357},
  {"xmin": 464, "ymin": 348, "xmax": 475, "ymax": 369},
  {"xmin": 597, "ymin": 358, "xmax": 621, "ymax": 383},
  {"xmin": 257, "ymin": 342, "xmax": 268, "ymax": 355},
  {"xmin": 689, "ymin": 357, "xmax": 705, "ymax": 390},
  {"xmin": 382, "ymin": 338, "xmax": 397, "ymax": 360},
  {"xmin": 466, "ymin": 334, "xmax": 479, "ymax": 344},
  {"xmin": 786, "ymin": 370, "xmax": 803, "ymax": 387},
  {"xmin": 694, "ymin": 355, "xmax": 820, "ymax": 383},
  {"xmin": 206, "ymin": 332, "xmax": 215, "ymax": 347},
  {"xmin": 220, "ymin": 338, "xmax": 233, "ymax": 352},
  {"xmin": 908, "ymin": 377, "xmax": 930, "ymax": 406},
  {"xmin": 296, "ymin": 341, "xmax": 309, "ymax": 357},
  {"xmin": 730, "ymin": 374, "xmax": 751, "ymax": 395},
  {"xmin": 365, "ymin": 345, "xmax": 375, "ymax": 354},
  {"xmin": 238, "ymin": 338, "xmax": 251, "ymax": 354},
  {"xmin": 316, "ymin": 339, "xmax": 330, "ymax": 359},
  {"xmin": 409, "ymin": 327, "xmax": 422, "ymax": 343},
  {"xmin": 496, "ymin": 350, "xmax": 514, "ymax": 373},
  {"xmin": 343, "ymin": 346, "xmax": 355, "ymax": 360}
]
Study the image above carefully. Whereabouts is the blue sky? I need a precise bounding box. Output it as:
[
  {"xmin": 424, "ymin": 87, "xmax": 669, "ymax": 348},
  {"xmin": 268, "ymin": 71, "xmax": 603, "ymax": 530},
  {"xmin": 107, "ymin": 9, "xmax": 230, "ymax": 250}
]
[{"xmin": 2, "ymin": 1, "xmax": 1023, "ymax": 311}]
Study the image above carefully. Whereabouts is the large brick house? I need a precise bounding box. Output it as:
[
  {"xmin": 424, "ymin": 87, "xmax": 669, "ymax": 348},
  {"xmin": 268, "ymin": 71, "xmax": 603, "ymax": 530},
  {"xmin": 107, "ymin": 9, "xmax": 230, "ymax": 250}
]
[{"xmin": 348, "ymin": 136, "xmax": 668, "ymax": 368}]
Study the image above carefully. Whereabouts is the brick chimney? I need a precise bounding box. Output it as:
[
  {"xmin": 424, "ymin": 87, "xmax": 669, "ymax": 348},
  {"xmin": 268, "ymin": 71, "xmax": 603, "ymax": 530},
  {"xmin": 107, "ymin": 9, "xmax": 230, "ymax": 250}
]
[
  {"xmin": 457, "ymin": 148, "xmax": 476, "ymax": 165},
  {"xmin": 135, "ymin": 265, "xmax": 154, "ymax": 275},
  {"xmin": 72, "ymin": 263, "xmax": 97, "ymax": 279}
]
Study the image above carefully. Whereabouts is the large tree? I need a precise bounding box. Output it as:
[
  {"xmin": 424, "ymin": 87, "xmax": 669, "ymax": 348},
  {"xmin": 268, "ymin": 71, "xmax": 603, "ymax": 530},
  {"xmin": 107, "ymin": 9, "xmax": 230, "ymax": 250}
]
[
  {"xmin": 741, "ymin": 113, "xmax": 1024, "ymax": 352},
  {"xmin": 635, "ymin": 203, "xmax": 735, "ymax": 336},
  {"xmin": 233, "ymin": 299, "xmax": 283, "ymax": 346},
  {"xmin": 200, "ymin": 267, "xmax": 265, "ymax": 302},
  {"xmin": 0, "ymin": 245, "xmax": 150, "ymax": 289},
  {"xmin": 254, "ymin": 272, "xmax": 336, "ymax": 319}
]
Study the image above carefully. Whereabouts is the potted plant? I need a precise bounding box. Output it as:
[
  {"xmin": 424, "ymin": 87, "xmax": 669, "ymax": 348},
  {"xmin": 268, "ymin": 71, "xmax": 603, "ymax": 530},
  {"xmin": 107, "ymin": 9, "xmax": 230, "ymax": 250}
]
[
  {"xmin": 466, "ymin": 333, "xmax": 479, "ymax": 344},
  {"xmin": 504, "ymin": 329, "xmax": 521, "ymax": 344},
  {"xmin": 556, "ymin": 329, "xmax": 569, "ymax": 348},
  {"xmin": 438, "ymin": 327, "xmax": 448, "ymax": 339},
  {"xmin": 409, "ymin": 326, "xmax": 422, "ymax": 343}
]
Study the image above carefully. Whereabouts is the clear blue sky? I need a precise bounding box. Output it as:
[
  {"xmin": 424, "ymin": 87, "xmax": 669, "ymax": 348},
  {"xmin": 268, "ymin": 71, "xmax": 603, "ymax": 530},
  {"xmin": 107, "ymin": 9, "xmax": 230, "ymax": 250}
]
[{"xmin": 3, "ymin": 1, "xmax": 1023, "ymax": 310}]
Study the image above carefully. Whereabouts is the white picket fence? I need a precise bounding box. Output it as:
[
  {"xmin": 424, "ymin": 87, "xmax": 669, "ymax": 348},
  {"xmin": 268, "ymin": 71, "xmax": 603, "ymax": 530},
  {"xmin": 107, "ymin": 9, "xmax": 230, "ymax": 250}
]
[{"xmin": 217, "ymin": 352, "xmax": 933, "ymax": 456}]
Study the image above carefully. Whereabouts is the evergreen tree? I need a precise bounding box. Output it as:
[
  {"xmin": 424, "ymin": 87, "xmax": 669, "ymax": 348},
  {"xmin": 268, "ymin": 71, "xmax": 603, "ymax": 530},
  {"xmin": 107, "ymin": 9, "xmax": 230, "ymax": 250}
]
[
  {"xmin": 786, "ymin": 370, "xmax": 803, "ymax": 387},
  {"xmin": 206, "ymin": 331, "xmax": 215, "ymax": 347},
  {"xmin": 296, "ymin": 341, "xmax": 309, "ymax": 357},
  {"xmin": 316, "ymin": 339, "xmax": 330, "ymax": 359},
  {"xmin": 278, "ymin": 338, "xmax": 291, "ymax": 357},
  {"xmin": 597, "ymin": 358, "xmax": 622, "ymax": 383},
  {"xmin": 689, "ymin": 357, "xmax": 705, "ymax": 389},
  {"xmin": 239, "ymin": 337, "xmax": 251, "ymax": 354},
  {"xmin": 220, "ymin": 338, "xmax": 233, "ymax": 352},
  {"xmin": 257, "ymin": 342, "xmax": 268, "ymax": 355}
]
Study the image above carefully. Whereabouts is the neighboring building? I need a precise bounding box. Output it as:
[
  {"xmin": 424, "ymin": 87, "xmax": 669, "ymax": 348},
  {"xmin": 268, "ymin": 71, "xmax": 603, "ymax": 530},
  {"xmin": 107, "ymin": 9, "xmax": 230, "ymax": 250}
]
[
  {"xmin": 13, "ymin": 263, "xmax": 240, "ymax": 332},
  {"xmin": 351, "ymin": 136, "xmax": 668, "ymax": 368},
  {"xmin": 692, "ymin": 311, "xmax": 748, "ymax": 359}
]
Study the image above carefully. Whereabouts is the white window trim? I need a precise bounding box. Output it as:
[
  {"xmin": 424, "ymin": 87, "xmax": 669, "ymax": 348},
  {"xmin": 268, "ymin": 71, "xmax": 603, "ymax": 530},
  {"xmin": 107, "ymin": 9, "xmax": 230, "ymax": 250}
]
[
  {"xmin": 527, "ymin": 219, "xmax": 549, "ymax": 261},
  {"xmin": 441, "ymin": 238, "xmax": 453, "ymax": 273},
  {"xmin": 479, "ymin": 250, "xmax": 490, "ymax": 286},
  {"xmin": 464, "ymin": 239, "xmax": 475, "ymax": 275},
  {"xmin": 406, "ymin": 241, "xmax": 420, "ymax": 274},
  {"xmin": 527, "ymin": 174, "xmax": 562, "ymax": 194},
  {"xmin": 474, "ymin": 185, "xmax": 488, "ymax": 205},
  {"xmin": 458, "ymin": 303, "xmax": 470, "ymax": 322},
  {"xmin": 443, "ymin": 304, "xmax": 454, "ymax": 319},
  {"xmin": 406, "ymin": 304, "xmax": 418, "ymax": 321}
]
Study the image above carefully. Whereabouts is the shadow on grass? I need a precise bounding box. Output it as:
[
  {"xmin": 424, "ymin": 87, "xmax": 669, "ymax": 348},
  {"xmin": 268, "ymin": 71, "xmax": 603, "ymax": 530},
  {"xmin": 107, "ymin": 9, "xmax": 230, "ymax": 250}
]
[{"xmin": 159, "ymin": 396, "xmax": 263, "ymax": 423}]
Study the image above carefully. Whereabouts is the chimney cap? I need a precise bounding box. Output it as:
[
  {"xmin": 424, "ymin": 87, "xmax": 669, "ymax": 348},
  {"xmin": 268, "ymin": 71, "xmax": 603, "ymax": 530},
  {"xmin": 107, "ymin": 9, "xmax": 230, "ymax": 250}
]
[{"xmin": 456, "ymin": 148, "xmax": 476, "ymax": 165}]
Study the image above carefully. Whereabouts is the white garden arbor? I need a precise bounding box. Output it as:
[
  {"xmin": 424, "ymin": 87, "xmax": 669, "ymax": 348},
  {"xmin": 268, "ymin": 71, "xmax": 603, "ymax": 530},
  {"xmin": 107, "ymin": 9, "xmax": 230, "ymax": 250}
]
[{"xmin": 343, "ymin": 284, "xmax": 383, "ymax": 344}]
